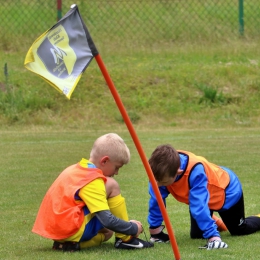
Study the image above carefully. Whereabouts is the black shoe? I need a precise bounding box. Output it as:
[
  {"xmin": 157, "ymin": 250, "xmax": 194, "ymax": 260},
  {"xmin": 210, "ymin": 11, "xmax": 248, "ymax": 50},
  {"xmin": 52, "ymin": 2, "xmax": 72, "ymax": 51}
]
[
  {"xmin": 52, "ymin": 241, "xmax": 63, "ymax": 250},
  {"xmin": 150, "ymin": 225, "xmax": 170, "ymax": 243},
  {"xmin": 114, "ymin": 237, "xmax": 154, "ymax": 249},
  {"xmin": 150, "ymin": 231, "xmax": 169, "ymax": 243},
  {"xmin": 52, "ymin": 241, "xmax": 80, "ymax": 252}
]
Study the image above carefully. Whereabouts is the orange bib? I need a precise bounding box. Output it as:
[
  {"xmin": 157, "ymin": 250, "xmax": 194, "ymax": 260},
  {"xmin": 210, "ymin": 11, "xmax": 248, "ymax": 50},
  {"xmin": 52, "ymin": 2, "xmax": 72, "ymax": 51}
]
[
  {"xmin": 167, "ymin": 151, "xmax": 230, "ymax": 210},
  {"xmin": 32, "ymin": 163, "xmax": 106, "ymax": 239}
]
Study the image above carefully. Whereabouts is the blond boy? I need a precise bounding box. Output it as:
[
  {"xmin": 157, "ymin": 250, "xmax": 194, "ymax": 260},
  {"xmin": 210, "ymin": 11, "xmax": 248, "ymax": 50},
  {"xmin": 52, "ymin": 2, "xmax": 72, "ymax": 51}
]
[{"xmin": 32, "ymin": 133, "xmax": 153, "ymax": 251}]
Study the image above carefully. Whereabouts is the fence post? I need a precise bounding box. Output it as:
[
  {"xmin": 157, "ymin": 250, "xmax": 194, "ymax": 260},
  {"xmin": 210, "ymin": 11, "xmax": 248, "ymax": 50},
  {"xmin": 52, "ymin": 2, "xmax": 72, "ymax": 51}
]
[
  {"xmin": 57, "ymin": 0, "xmax": 62, "ymax": 20},
  {"xmin": 238, "ymin": 0, "xmax": 244, "ymax": 35}
]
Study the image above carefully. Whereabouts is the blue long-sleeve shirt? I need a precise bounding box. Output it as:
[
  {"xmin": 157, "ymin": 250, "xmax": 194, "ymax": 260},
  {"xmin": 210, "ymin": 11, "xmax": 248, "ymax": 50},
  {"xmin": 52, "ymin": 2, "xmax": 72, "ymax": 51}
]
[{"xmin": 148, "ymin": 153, "xmax": 242, "ymax": 239}]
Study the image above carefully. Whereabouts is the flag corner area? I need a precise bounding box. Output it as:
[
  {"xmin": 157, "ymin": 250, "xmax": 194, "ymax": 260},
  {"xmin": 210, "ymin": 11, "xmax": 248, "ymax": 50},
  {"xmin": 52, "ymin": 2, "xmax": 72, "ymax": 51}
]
[{"xmin": 24, "ymin": 4, "xmax": 98, "ymax": 99}]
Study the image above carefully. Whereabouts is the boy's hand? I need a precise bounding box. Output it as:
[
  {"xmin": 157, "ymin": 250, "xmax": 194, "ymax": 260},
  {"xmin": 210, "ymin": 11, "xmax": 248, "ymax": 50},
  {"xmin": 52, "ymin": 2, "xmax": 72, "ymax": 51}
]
[
  {"xmin": 199, "ymin": 237, "xmax": 228, "ymax": 250},
  {"xmin": 129, "ymin": 220, "xmax": 143, "ymax": 236}
]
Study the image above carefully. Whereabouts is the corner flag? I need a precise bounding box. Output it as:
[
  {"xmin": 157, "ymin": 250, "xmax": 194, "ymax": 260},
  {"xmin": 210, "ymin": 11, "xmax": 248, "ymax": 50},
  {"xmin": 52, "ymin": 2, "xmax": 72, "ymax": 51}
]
[
  {"xmin": 24, "ymin": 4, "xmax": 98, "ymax": 99},
  {"xmin": 25, "ymin": 4, "xmax": 181, "ymax": 259}
]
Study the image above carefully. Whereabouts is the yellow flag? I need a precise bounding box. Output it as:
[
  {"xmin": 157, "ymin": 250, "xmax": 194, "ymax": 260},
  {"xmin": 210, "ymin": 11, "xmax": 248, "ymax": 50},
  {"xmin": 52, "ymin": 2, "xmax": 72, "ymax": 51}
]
[{"xmin": 24, "ymin": 4, "xmax": 98, "ymax": 99}]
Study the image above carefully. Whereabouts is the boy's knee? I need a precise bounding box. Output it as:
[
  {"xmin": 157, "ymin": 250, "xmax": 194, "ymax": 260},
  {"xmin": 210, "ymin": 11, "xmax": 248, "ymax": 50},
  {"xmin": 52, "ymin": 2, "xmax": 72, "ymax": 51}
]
[
  {"xmin": 105, "ymin": 177, "xmax": 121, "ymax": 198},
  {"xmin": 229, "ymin": 226, "xmax": 245, "ymax": 236},
  {"xmin": 103, "ymin": 230, "xmax": 114, "ymax": 241}
]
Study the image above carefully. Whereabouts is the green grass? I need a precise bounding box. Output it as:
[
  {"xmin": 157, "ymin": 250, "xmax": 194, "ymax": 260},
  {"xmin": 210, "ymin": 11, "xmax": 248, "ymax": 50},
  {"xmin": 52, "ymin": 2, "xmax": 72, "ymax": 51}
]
[
  {"xmin": 0, "ymin": 1, "xmax": 260, "ymax": 128},
  {"xmin": 1, "ymin": 40, "xmax": 260, "ymax": 129},
  {"xmin": 1, "ymin": 127, "xmax": 260, "ymax": 259}
]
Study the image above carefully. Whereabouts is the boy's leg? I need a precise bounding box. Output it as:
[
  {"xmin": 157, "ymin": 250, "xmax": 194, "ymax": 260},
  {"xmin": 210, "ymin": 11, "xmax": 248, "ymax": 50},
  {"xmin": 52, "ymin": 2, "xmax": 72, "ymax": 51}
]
[
  {"xmin": 189, "ymin": 210, "xmax": 203, "ymax": 239},
  {"xmin": 80, "ymin": 229, "xmax": 113, "ymax": 249},
  {"xmin": 79, "ymin": 207, "xmax": 114, "ymax": 247},
  {"xmin": 80, "ymin": 233, "xmax": 104, "ymax": 249},
  {"xmin": 53, "ymin": 231, "xmax": 110, "ymax": 251},
  {"xmin": 53, "ymin": 208, "xmax": 112, "ymax": 251},
  {"xmin": 107, "ymin": 193, "xmax": 131, "ymax": 241},
  {"xmin": 106, "ymin": 177, "xmax": 154, "ymax": 249},
  {"xmin": 105, "ymin": 177, "xmax": 131, "ymax": 241},
  {"xmin": 219, "ymin": 193, "xmax": 260, "ymax": 236},
  {"xmin": 189, "ymin": 210, "xmax": 224, "ymax": 238}
]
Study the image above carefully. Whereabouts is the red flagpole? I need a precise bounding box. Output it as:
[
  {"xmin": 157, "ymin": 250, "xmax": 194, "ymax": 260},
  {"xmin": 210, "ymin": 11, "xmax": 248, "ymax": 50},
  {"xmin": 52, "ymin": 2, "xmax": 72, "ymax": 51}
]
[
  {"xmin": 57, "ymin": 0, "xmax": 62, "ymax": 21},
  {"xmin": 95, "ymin": 54, "xmax": 181, "ymax": 260}
]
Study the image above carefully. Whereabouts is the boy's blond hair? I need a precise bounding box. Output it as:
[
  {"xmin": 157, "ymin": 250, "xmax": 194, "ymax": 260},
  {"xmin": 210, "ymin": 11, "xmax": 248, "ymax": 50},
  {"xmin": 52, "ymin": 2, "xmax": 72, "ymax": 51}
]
[{"xmin": 90, "ymin": 133, "xmax": 130, "ymax": 164}]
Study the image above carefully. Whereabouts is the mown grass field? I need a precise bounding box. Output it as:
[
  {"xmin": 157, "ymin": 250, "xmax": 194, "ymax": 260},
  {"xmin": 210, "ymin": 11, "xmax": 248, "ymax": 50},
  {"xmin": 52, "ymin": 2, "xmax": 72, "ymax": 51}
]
[{"xmin": 1, "ymin": 127, "xmax": 260, "ymax": 260}]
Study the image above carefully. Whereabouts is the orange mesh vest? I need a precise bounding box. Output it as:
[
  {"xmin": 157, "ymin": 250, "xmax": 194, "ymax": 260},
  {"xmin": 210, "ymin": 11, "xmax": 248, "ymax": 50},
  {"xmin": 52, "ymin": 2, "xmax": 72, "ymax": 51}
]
[
  {"xmin": 166, "ymin": 150, "xmax": 230, "ymax": 210},
  {"xmin": 32, "ymin": 163, "xmax": 106, "ymax": 239}
]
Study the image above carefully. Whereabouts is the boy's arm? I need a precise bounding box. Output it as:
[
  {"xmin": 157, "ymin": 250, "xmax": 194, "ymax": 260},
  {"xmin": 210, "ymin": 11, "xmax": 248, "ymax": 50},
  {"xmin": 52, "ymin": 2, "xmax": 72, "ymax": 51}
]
[
  {"xmin": 78, "ymin": 179, "xmax": 140, "ymax": 236},
  {"xmin": 95, "ymin": 210, "xmax": 138, "ymax": 235},
  {"xmin": 189, "ymin": 163, "xmax": 220, "ymax": 239},
  {"xmin": 189, "ymin": 172, "xmax": 228, "ymax": 248},
  {"xmin": 147, "ymin": 182, "xmax": 169, "ymax": 228}
]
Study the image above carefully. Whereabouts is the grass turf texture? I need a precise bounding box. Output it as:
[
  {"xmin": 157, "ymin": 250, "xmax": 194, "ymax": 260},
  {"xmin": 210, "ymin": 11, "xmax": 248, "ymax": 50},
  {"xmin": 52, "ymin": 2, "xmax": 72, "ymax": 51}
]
[
  {"xmin": 1, "ymin": 40, "xmax": 260, "ymax": 128},
  {"xmin": 1, "ymin": 127, "xmax": 260, "ymax": 260},
  {"xmin": 1, "ymin": 1, "xmax": 260, "ymax": 128}
]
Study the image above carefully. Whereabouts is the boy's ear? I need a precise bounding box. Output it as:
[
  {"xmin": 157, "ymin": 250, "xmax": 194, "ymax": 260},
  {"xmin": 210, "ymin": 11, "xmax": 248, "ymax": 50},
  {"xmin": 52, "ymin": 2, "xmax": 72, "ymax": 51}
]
[
  {"xmin": 177, "ymin": 168, "xmax": 183, "ymax": 175},
  {"xmin": 100, "ymin": 156, "xmax": 109, "ymax": 165}
]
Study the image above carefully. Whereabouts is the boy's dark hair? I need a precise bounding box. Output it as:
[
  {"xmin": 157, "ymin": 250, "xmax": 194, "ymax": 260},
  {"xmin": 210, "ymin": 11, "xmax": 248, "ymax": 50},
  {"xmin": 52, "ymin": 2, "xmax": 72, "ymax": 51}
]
[{"xmin": 149, "ymin": 144, "xmax": 180, "ymax": 182}]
